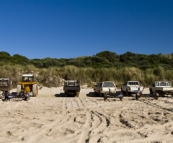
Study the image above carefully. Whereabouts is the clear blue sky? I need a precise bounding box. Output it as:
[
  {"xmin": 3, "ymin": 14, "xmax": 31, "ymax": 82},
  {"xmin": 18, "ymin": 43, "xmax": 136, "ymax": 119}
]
[{"xmin": 0, "ymin": 0, "xmax": 173, "ymax": 59}]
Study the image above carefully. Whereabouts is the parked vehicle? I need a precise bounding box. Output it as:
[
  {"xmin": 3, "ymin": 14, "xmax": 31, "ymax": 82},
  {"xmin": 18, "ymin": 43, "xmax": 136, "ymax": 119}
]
[
  {"xmin": 121, "ymin": 81, "xmax": 143, "ymax": 96},
  {"xmin": 63, "ymin": 80, "xmax": 80, "ymax": 97},
  {"xmin": 17, "ymin": 74, "xmax": 38, "ymax": 97},
  {"xmin": 149, "ymin": 81, "xmax": 173, "ymax": 99},
  {"xmin": 94, "ymin": 81, "xmax": 116, "ymax": 96},
  {"xmin": 0, "ymin": 78, "xmax": 12, "ymax": 99}
]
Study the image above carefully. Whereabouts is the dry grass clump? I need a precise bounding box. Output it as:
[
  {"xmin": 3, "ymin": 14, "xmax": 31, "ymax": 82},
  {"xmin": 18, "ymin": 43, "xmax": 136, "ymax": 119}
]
[{"xmin": 0, "ymin": 65, "xmax": 172, "ymax": 88}]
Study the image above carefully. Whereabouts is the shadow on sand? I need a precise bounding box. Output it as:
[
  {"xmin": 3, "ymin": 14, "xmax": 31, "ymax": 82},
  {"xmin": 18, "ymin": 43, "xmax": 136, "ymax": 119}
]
[
  {"xmin": 87, "ymin": 91, "xmax": 122, "ymax": 97},
  {"xmin": 86, "ymin": 91, "xmax": 123, "ymax": 101},
  {"xmin": 54, "ymin": 93, "xmax": 75, "ymax": 97}
]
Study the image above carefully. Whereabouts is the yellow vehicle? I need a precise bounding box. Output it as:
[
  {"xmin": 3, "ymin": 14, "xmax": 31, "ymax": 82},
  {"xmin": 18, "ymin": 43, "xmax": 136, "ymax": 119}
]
[{"xmin": 17, "ymin": 74, "xmax": 38, "ymax": 97}]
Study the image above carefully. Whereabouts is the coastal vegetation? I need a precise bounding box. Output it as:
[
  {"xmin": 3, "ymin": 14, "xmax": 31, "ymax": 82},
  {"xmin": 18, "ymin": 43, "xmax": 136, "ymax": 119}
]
[{"xmin": 0, "ymin": 51, "xmax": 173, "ymax": 88}]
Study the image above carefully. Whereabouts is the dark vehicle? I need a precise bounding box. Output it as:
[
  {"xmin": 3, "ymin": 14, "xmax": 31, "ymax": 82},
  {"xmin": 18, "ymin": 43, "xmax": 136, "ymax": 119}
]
[
  {"xmin": 63, "ymin": 80, "xmax": 80, "ymax": 97},
  {"xmin": 0, "ymin": 78, "xmax": 12, "ymax": 99}
]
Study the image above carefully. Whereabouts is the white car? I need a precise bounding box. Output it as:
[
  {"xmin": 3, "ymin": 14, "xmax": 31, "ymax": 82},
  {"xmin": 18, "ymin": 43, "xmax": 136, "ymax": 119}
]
[
  {"xmin": 149, "ymin": 81, "xmax": 173, "ymax": 97},
  {"xmin": 121, "ymin": 81, "xmax": 143, "ymax": 96},
  {"xmin": 93, "ymin": 81, "xmax": 116, "ymax": 96}
]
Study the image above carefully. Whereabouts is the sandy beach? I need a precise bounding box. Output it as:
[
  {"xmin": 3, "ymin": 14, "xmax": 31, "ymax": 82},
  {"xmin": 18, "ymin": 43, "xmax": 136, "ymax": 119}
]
[{"xmin": 0, "ymin": 87, "xmax": 173, "ymax": 143}]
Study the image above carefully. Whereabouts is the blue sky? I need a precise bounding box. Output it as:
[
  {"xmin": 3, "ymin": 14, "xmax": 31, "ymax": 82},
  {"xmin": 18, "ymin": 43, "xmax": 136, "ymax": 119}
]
[{"xmin": 0, "ymin": 0, "xmax": 173, "ymax": 59}]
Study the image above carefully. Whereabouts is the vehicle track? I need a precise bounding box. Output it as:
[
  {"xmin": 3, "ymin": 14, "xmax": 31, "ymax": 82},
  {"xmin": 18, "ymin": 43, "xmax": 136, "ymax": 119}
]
[{"xmin": 1, "ymin": 96, "xmax": 173, "ymax": 142}]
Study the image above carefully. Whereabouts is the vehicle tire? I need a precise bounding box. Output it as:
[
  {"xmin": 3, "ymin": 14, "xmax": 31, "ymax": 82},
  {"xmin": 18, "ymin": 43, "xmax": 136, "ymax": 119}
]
[
  {"xmin": 149, "ymin": 89, "xmax": 153, "ymax": 95},
  {"xmin": 135, "ymin": 94, "xmax": 139, "ymax": 100},
  {"xmin": 99, "ymin": 92, "xmax": 102, "ymax": 97},
  {"xmin": 154, "ymin": 93, "xmax": 159, "ymax": 100},
  {"xmin": 135, "ymin": 93, "xmax": 141, "ymax": 100},
  {"xmin": 126, "ymin": 90, "xmax": 128, "ymax": 96},
  {"xmin": 119, "ymin": 97, "xmax": 123, "ymax": 101},
  {"xmin": 25, "ymin": 93, "xmax": 30, "ymax": 101},
  {"xmin": 17, "ymin": 85, "xmax": 21, "ymax": 95},
  {"xmin": 76, "ymin": 92, "xmax": 79, "ymax": 97},
  {"xmin": 32, "ymin": 84, "xmax": 38, "ymax": 97},
  {"xmin": 104, "ymin": 93, "xmax": 107, "ymax": 101}
]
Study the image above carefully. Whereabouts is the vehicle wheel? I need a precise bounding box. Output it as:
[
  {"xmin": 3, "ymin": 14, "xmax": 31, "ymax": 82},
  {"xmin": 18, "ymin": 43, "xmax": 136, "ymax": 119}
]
[
  {"xmin": 32, "ymin": 84, "xmax": 38, "ymax": 97},
  {"xmin": 76, "ymin": 92, "xmax": 79, "ymax": 97},
  {"xmin": 25, "ymin": 93, "xmax": 30, "ymax": 101},
  {"xmin": 149, "ymin": 89, "xmax": 153, "ymax": 95},
  {"xmin": 17, "ymin": 85, "xmax": 21, "ymax": 95},
  {"xmin": 154, "ymin": 93, "xmax": 159, "ymax": 100},
  {"xmin": 126, "ymin": 90, "xmax": 128, "ymax": 96},
  {"xmin": 119, "ymin": 97, "xmax": 123, "ymax": 101},
  {"xmin": 104, "ymin": 93, "xmax": 107, "ymax": 101},
  {"xmin": 135, "ymin": 94, "xmax": 139, "ymax": 100}
]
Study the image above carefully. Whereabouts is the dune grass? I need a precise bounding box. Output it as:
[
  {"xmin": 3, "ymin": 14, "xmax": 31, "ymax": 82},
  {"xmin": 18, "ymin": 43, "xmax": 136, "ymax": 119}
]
[{"xmin": 0, "ymin": 65, "xmax": 173, "ymax": 88}]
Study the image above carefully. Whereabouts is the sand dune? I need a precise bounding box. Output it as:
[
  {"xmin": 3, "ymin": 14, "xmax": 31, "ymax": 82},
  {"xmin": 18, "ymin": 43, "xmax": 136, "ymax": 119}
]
[{"xmin": 0, "ymin": 87, "xmax": 173, "ymax": 143}]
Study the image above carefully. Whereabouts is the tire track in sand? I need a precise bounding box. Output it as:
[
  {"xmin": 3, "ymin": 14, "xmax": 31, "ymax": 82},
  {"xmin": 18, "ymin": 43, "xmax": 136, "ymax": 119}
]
[
  {"xmin": 77, "ymin": 111, "xmax": 91, "ymax": 143},
  {"xmin": 88, "ymin": 110, "xmax": 109, "ymax": 142}
]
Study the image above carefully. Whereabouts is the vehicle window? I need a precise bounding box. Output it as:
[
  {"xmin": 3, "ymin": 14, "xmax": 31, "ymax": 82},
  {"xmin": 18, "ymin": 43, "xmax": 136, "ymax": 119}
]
[
  {"xmin": 23, "ymin": 77, "xmax": 29, "ymax": 81},
  {"xmin": 135, "ymin": 82, "xmax": 139, "ymax": 85},
  {"xmin": 65, "ymin": 81, "xmax": 79, "ymax": 86},
  {"xmin": 102, "ymin": 82, "xmax": 115, "ymax": 87},
  {"xmin": 161, "ymin": 82, "xmax": 166, "ymax": 86},
  {"xmin": 160, "ymin": 82, "xmax": 168, "ymax": 86}
]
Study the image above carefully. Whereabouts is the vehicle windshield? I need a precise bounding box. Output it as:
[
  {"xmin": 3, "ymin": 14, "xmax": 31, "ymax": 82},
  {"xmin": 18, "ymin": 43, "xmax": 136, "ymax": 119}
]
[
  {"xmin": 156, "ymin": 81, "xmax": 171, "ymax": 86},
  {"xmin": 22, "ymin": 76, "xmax": 33, "ymax": 82},
  {"xmin": 64, "ymin": 81, "xmax": 79, "ymax": 86},
  {"xmin": 102, "ymin": 82, "xmax": 115, "ymax": 87}
]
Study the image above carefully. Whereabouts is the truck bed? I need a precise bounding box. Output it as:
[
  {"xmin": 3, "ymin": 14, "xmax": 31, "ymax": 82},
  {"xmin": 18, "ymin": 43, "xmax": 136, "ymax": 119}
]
[
  {"xmin": 101, "ymin": 87, "xmax": 116, "ymax": 94},
  {"xmin": 155, "ymin": 87, "xmax": 173, "ymax": 92}
]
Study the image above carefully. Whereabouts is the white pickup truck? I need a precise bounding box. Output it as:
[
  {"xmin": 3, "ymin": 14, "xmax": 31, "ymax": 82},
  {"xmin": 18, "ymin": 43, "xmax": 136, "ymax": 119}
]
[
  {"xmin": 121, "ymin": 81, "xmax": 143, "ymax": 96},
  {"xmin": 93, "ymin": 81, "xmax": 116, "ymax": 97},
  {"xmin": 149, "ymin": 81, "xmax": 173, "ymax": 98}
]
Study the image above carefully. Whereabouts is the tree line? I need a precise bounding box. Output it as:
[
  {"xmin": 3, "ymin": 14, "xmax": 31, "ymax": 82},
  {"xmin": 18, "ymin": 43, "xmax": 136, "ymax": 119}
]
[{"xmin": 0, "ymin": 51, "xmax": 173, "ymax": 70}]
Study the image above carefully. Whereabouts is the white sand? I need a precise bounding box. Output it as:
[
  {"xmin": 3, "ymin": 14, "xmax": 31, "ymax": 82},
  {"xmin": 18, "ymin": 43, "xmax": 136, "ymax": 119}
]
[{"xmin": 0, "ymin": 87, "xmax": 173, "ymax": 143}]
